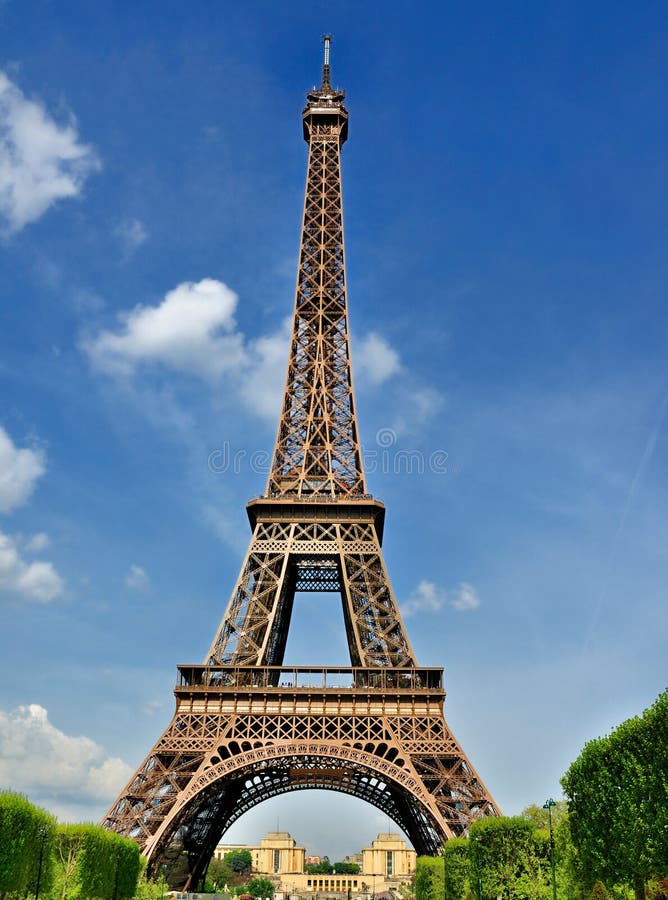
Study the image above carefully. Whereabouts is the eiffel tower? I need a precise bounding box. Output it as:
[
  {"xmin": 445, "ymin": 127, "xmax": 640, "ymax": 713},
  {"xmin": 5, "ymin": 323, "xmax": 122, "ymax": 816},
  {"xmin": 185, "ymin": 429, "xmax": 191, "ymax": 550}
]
[{"xmin": 103, "ymin": 37, "xmax": 500, "ymax": 887}]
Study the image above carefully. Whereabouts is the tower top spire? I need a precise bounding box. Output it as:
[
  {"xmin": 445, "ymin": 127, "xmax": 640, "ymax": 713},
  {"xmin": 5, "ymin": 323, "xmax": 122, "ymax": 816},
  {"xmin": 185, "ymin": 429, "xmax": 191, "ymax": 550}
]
[
  {"xmin": 304, "ymin": 33, "xmax": 346, "ymax": 130},
  {"xmin": 321, "ymin": 33, "xmax": 332, "ymax": 90}
]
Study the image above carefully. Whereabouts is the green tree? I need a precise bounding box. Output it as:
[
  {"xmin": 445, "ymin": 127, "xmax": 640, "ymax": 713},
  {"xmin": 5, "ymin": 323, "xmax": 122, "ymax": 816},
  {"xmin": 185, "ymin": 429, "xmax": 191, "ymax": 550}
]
[
  {"xmin": 207, "ymin": 856, "xmax": 234, "ymax": 891},
  {"xmin": 133, "ymin": 859, "xmax": 167, "ymax": 900},
  {"xmin": 0, "ymin": 791, "xmax": 56, "ymax": 899},
  {"xmin": 306, "ymin": 861, "xmax": 334, "ymax": 875},
  {"xmin": 442, "ymin": 838, "xmax": 469, "ymax": 900},
  {"xmin": 332, "ymin": 862, "xmax": 360, "ymax": 874},
  {"xmin": 521, "ymin": 803, "xmax": 568, "ymax": 833},
  {"xmin": 469, "ymin": 816, "xmax": 549, "ymax": 900},
  {"xmin": 521, "ymin": 801, "xmax": 584, "ymax": 900},
  {"xmin": 246, "ymin": 876, "xmax": 274, "ymax": 899},
  {"xmin": 590, "ymin": 884, "xmax": 610, "ymax": 900},
  {"xmin": 415, "ymin": 855, "xmax": 444, "ymax": 900},
  {"xmin": 562, "ymin": 689, "xmax": 668, "ymax": 900},
  {"xmin": 225, "ymin": 850, "xmax": 253, "ymax": 874},
  {"xmin": 52, "ymin": 823, "xmax": 141, "ymax": 900}
]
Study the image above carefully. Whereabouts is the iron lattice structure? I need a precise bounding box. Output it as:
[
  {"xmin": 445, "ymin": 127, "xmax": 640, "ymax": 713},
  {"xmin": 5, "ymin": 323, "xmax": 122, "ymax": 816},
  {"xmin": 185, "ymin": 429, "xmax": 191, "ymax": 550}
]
[{"xmin": 103, "ymin": 39, "xmax": 500, "ymax": 889}]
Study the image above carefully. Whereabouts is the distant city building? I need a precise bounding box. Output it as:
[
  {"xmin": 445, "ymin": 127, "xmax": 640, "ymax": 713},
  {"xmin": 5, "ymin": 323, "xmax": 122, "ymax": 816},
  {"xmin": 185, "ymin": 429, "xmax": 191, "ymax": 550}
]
[
  {"xmin": 361, "ymin": 833, "xmax": 416, "ymax": 880},
  {"xmin": 214, "ymin": 832, "xmax": 304, "ymax": 876},
  {"xmin": 257, "ymin": 832, "xmax": 306, "ymax": 876},
  {"xmin": 213, "ymin": 831, "xmax": 415, "ymax": 895}
]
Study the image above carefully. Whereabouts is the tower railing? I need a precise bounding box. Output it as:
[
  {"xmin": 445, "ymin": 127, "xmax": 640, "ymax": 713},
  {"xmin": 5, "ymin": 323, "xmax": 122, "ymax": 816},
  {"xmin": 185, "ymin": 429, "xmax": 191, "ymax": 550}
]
[{"xmin": 176, "ymin": 665, "xmax": 444, "ymax": 692}]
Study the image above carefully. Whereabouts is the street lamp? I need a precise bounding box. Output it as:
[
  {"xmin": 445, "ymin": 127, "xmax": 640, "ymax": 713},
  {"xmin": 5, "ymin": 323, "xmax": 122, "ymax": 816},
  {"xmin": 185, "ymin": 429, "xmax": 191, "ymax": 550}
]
[
  {"xmin": 160, "ymin": 862, "xmax": 168, "ymax": 900},
  {"xmin": 112, "ymin": 848, "xmax": 121, "ymax": 900},
  {"xmin": 472, "ymin": 837, "xmax": 483, "ymax": 900},
  {"xmin": 441, "ymin": 847, "xmax": 446, "ymax": 900},
  {"xmin": 34, "ymin": 826, "xmax": 48, "ymax": 900},
  {"xmin": 542, "ymin": 799, "xmax": 557, "ymax": 900}
]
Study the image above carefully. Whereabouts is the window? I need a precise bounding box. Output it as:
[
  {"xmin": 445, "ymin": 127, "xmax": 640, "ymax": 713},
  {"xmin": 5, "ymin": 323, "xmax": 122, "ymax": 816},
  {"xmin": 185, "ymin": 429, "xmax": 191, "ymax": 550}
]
[{"xmin": 386, "ymin": 851, "xmax": 393, "ymax": 876}]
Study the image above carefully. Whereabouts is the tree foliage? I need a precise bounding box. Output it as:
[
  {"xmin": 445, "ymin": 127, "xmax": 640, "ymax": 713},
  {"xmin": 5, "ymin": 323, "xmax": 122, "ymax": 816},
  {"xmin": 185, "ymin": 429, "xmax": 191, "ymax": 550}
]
[
  {"xmin": 468, "ymin": 816, "xmax": 550, "ymax": 900},
  {"xmin": 224, "ymin": 850, "xmax": 253, "ymax": 874},
  {"xmin": 133, "ymin": 859, "xmax": 168, "ymax": 900},
  {"xmin": 0, "ymin": 794, "xmax": 141, "ymax": 900},
  {"xmin": 304, "ymin": 859, "xmax": 359, "ymax": 875},
  {"xmin": 206, "ymin": 857, "xmax": 234, "ymax": 891},
  {"xmin": 562, "ymin": 688, "xmax": 668, "ymax": 900},
  {"xmin": 415, "ymin": 855, "xmax": 444, "ymax": 900},
  {"xmin": 52, "ymin": 823, "xmax": 141, "ymax": 900},
  {"xmin": 0, "ymin": 791, "xmax": 56, "ymax": 898},
  {"xmin": 246, "ymin": 876, "xmax": 274, "ymax": 899},
  {"xmin": 442, "ymin": 838, "xmax": 469, "ymax": 900},
  {"xmin": 332, "ymin": 861, "xmax": 360, "ymax": 874},
  {"xmin": 590, "ymin": 884, "xmax": 610, "ymax": 900},
  {"xmin": 305, "ymin": 861, "xmax": 333, "ymax": 874}
]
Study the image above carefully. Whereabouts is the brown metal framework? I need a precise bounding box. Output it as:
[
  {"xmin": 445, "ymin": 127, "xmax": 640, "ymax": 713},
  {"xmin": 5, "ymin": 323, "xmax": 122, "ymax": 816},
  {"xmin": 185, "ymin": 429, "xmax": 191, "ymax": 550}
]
[{"xmin": 103, "ymin": 38, "xmax": 500, "ymax": 889}]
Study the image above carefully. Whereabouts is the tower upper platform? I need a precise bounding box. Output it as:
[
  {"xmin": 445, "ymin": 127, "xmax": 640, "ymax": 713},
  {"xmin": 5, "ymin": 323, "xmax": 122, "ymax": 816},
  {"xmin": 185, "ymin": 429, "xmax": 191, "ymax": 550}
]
[{"xmin": 302, "ymin": 35, "xmax": 348, "ymax": 143}]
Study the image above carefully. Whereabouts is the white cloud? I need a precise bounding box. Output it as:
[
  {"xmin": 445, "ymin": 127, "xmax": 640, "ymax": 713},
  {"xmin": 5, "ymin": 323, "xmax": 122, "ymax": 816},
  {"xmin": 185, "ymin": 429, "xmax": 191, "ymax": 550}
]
[
  {"xmin": 450, "ymin": 581, "xmax": 481, "ymax": 612},
  {"xmin": 115, "ymin": 217, "xmax": 148, "ymax": 256},
  {"xmin": 401, "ymin": 579, "xmax": 480, "ymax": 618},
  {"xmin": 401, "ymin": 579, "xmax": 448, "ymax": 618},
  {"xmin": 354, "ymin": 331, "xmax": 401, "ymax": 385},
  {"xmin": 0, "ymin": 425, "xmax": 45, "ymax": 513},
  {"xmin": 24, "ymin": 531, "xmax": 50, "ymax": 552},
  {"xmin": 240, "ymin": 317, "xmax": 291, "ymax": 419},
  {"xmin": 0, "ymin": 704, "xmax": 132, "ymax": 815},
  {"xmin": 138, "ymin": 699, "xmax": 164, "ymax": 717},
  {"xmin": 0, "ymin": 70, "xmax": 100, "ymax": 233},
  {"xmin": 391, "ymin": 385, "xmax": 445, "ymax": 437},
  {"xmin": 125, "ymin": 563, "xmax": 150, "ymax": 592},
  {"xmin": 83, "ymin": 278, "xmax": 245, "ymax": 380},
  {"xmin": 83, "ymin": 280, "xmax": 408, "ymax": 426},
  {"xmin": 0, "ymin": 531, "xmax": 63, "ymax": 602}
]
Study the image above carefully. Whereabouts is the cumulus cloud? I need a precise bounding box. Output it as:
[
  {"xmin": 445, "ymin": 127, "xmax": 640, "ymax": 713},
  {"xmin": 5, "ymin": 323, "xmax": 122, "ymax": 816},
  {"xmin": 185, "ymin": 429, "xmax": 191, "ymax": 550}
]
[
  {"xmin": 240, "ymin": 317, "xmax": 291, "ymax": 419},
  {"xmin": 114, "ymin": 217, "xmax": 148, "ymax": 256},
  {"xmin": 450, "ymin": 581, "xmax": 481, "ymax": 611},
  {"xmin": 0, "ymin": 531, "xmax": 63, "ymax": 602},
  {"xmin": 0, "ymin": 704, "xmax": 132, "ymax": 815},
  {"xmin": 82, "ymin": 280, "xmax": 407, "ymax": 426},
  {"xmin": 0, "ymin": 425, "xmax": 45, "ymax": 512},
  {"xmin": 138, "ymin": 699, "xmax": 164, "ymax": 717},
  {"xmin": 401, "ymin": 579, "xmax": 480, "ymax": 618},
  {"xmin": 401, "ymin": 580, "xmax": 448, "ymax": 618},
  {"xmin": 83, "ymin": 279, "xmax": 245, "ymax": 380},
  {"xmin": 354, "ymin": 331, "xmax": 402, "ymax": 385},
  {"xmin": 391, "ymin": 385, "xmax": 445, "ymax": 437},
  {"xmin": 0, "ymin": 70, "xmax": 100, "ymax": 233},
  {"xmin": 125, "ymin": 563, "xmax": 150, "ymax": 592},
  {"xmin": 24, "ymin": 531, "xmax": 50, "ymax": 552}
]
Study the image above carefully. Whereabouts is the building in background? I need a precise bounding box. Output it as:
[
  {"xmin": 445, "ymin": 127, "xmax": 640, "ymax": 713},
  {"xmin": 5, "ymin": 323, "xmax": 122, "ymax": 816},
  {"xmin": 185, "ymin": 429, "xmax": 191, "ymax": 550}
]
[
  {"xmin": 361, "ymin": 833, "xmax": 416, "ymax": 883},
  {"xmin": 214, "ymin": 832, "xmax": 304, "ymax": 879},
  {"xmin": 214, "ymin": 832, "xmax": 415, "ymax": 895}
]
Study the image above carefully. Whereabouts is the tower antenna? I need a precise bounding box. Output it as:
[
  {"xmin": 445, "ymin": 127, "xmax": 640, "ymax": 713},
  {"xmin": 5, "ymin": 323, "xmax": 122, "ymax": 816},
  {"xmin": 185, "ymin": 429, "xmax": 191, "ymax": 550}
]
[{"xmin": 321, "ymin": 33, "xmax": 332, "ymax": 90}]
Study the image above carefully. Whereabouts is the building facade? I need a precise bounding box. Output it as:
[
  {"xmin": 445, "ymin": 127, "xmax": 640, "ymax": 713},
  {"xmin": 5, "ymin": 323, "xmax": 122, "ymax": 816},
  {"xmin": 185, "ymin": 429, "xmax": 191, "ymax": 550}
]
[{"xmin": 214, "ymin": 832, "xmax": 415, "ymax": 895}]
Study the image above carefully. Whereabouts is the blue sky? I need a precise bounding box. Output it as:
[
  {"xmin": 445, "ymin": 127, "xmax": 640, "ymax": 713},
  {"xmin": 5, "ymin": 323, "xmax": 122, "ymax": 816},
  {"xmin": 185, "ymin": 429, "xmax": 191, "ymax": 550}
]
[{"xmin": 1, "ymin": 0, "xmax": 667, "ymax": 863}]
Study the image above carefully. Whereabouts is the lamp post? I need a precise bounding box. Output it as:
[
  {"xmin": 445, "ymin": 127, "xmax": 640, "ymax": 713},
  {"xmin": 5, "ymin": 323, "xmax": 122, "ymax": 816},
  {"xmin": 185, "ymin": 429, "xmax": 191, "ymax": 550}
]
[
  {"xmin": 441, "ymin": 847, "xmax": 446, "ymax": 900},
  {"xmin": 160, "ymin": 862, "xmax": 168, "ymax": 900},
  {"xmin": 112, "ymin": 848, "xmax": 121, "ymax": 900},
  {"xmin": 542, "ymin": 799, "xmax": 557, "ymax": 900},
  {"xmin": 472, "ymin": 837, "xmax": 483, "ymax": 900},
  {"xmin": 34, "ymin": 826, "xmax": 48, "ymax": 900}
]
